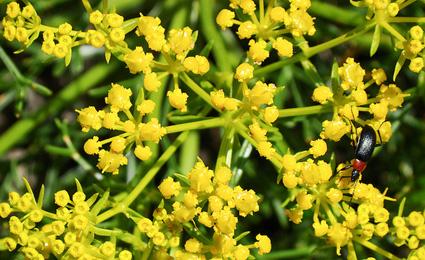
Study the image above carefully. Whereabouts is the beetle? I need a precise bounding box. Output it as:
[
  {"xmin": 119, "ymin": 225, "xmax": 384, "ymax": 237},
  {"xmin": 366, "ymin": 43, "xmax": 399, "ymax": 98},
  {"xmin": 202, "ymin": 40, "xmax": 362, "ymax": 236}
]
[{"xmin": 348, "ymin": 124, "xmax": 377, "ymax": 181}]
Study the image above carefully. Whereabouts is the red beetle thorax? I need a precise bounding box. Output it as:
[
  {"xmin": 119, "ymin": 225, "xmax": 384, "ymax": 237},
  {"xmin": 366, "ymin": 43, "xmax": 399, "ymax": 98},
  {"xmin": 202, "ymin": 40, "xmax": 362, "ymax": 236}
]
[{"xmin": 352, "ymin": 159, "xmax": 367, "ymax": 172}]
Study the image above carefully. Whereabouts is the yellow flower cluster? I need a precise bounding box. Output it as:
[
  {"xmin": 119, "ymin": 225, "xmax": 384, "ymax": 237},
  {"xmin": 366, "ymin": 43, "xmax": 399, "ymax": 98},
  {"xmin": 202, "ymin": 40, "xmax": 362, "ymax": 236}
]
[
  {"xmin": 391, "ymin": 209, "xmax": 425, "ymax": 259},
  {"xmin": 135, "ymin": 161, "xmax": 271, "ymax": 259},
  {"xmin": 2, "ymin": 2, "xmax": 40, "ymax": 47},
  {"xmin": 0, "ymin": 180, "xmax": 133, "ymax": 259},
  {"xmin": 77, "ymin": 83, "xmax": 166, "ymax": 174},
  {"xmin": 312, "ymin": 57, "xmax": 407, "ymax": 143},
  {"xmin": 397, "ymin": 25, "xmax": 424, "ymax": 74},
  {"xmin": 216, "ymin": 0, "xmax": 316, "ymax": 64},
  {"xmin": 2, "ymin": 1, "xmax": 210, "ymax": 113}
]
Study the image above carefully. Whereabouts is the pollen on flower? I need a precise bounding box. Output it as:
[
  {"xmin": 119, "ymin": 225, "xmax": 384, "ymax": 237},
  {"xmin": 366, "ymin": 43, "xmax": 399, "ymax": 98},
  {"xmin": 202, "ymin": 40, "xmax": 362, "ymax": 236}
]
[
  {"xmin": 183, "ymin": 55, "xmax": 210, "ymax": 75},
  {"xmin": 167, "ymin": 87, "xmax": 188, "ymax": 112},
  {"xmin": 272, "ymin": 37, "xmax": 293, "ymax": 57},
  {"xmin": 158, "ymin": 177, "xmax": 182, "ymax": 199},
  {"xmin": 244, "ymin": 81, "xmax": 276, "ymax": 108},
  {"xmin": 264, "ymin": 106, "xmax": 279, "ymax": 124},
  {"xmin": 105, "ymin": 83, "xmax": 132, "ymax": 112},
  {"xmin": 168, "ymin": 27, "xmax": 195, "ymax": 59},
  {"xmin": 144, "ymin": 72, "xmax": 161, "ymax": 92},
  {"xmin": 237, "ymin": 21, "xmax": 257, "ymax": 39},
  {"xmin": 249, "ymin": 121, "xmax": 267, "ymax": 142},
  {"xmin": 124, "ymin": 47, "xmax": 154, "ymax": 74},
  {"xmin": 309, "ymin": 139, "xmax": 327, "ymax": 158},
  {"xmin": 216, "ymin": 9, "xmax": 235, "ymax": 29},
  {"xmin": 313, "ymin": 220, "xmax": 329, "ymax": 237},
  {"xmin": 137, "ymin": 100, "xmax": 156, "ymax": 116},
  {"xmin": 97, "ymin": 149, "xmax": 128, "ymax": 174},
  {"xmin": 255, "ymin": 234, "xmax": 271, "ymax": 255},
  {"xmin": 138, "ymin": 118, "xmax": 167, "ymax": 143},
  {"xmin": 339, "ymin": 58, "xmax": 365, "ymax": 91},
  {"xmin": 235, "ymin": 63, "xmax": 254, "ymax": 82},
  {"xmin": 248, "ymin": 40, "xmax": 269, "ymax": 64},
  {"xmin": 320, "ymin": 119, "xmax": 350, "ymax": 141},
  {"xmin": 312, "ymin": 85, "xmax": 333, "ymax": 104}
]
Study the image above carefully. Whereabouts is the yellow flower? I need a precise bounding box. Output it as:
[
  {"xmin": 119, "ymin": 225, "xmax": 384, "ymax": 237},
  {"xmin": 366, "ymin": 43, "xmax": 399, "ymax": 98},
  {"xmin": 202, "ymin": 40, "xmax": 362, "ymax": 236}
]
[
  {"xmin": 97, "ymin": 149, "xmax": 128, "ymax": 174},
  {"xmin": 3, "ymin": 25, "xmax": 16, "ymax": 42},
  {"xmin": 338, "ymin": 58, "xmax": 365, "ymax": 91},
  {"xmin": 167, "ymin": 87, "xmax": 189, "ymax": 112},
  {"xmin": 168, "ymin": 27, "xmax": 195, "ymax": 59},
  {"xmin": 188, "ymin": 161, "xmax": 214, "ymax": 193},
  {"xmin": 124, "ymin": 47, "xmax": 154, "ymax": 74},
  {"xmin": 183, "ymin": 55, "xmax": 210, "ymax": 75},
  {"xmin": 137, "ymin": 100, "xmax": 156, "ymax": 116},
  {"xmin": 410, "ymin": 25, "xmax": 424, "ymax": 40},
  {"xmin": 0, "ymin": 203, "xmax": 12, "ymax": 218},
  {"xmin": 371, "ymin": 68, "xmax": 387, "ymax": 85},
  {"xmin": 239, "ymin": 0, "xmax": 256, "ymax": 14},
  {"xmin": 214, "ymin": 166, "xmax": 232, "ymax": 185},
  {"xmin": 249, "ymin": 121, "xmax": 267, "ymax": 142},
  {"xmin": 257, "ymin": 141, "xmax": 276, "ymax": 160},
  {"xmin": 110, "ymin": 136, "xmax": 127, "ymax": 153},
  {"xmin": 119, "ymin": 250, "xmax": 133, "ymax": 260},
  {"xmin": 312, "ymin": 85, "xmax": 333, "ymax": 104},
  {"xmin": 72, "ymin": 215, "xmax": 89, "ymax": 230},
  {"xmin": 369, "ymin": 101, "xmax": 388, "ymax": 120},
  {"xmin": 269, "ymin": 7, "xmax": 288, "ymax": 23},
  {"xmin": 134, "ymin": 145, "xmax": 152, "ymax": 161},
  {"xmin": 248, "ymin": 40, "xmax": 269, "ymax": 64},
  {"xmin": 185, "ymin": 238, "xmax": 202, "ymax": 253},
  {"xmin": 100, "ymin": 241, "xmax": 116, "ymax": 256},
  {"xmin": 387, "ymin": 3, "xmax": 399, "ymax": 16},
  {"xmin": 296, "ymin": 191, "xmax": 313, "ymax": 210},
  {"xmin": 237, "ymin": 21, "xmax": 257, "ymax": 39},
  {"xmin": 352, "ymin": 89, "xmax": 368, "ymax": 105},
  {"xmin": 378, "ymin": 84, "xmax": 405, "ymax": 110},
  {"xmin": 313, "ymin": 220, "xmax": 328, "ymax": 236},
  {"xmin": 213, "ymin": 207, "xmax": 238, "ymax": 235},
  {"xmin": 282, "ymin": 172, "xmax": 298, "ymax": 188},
  {"xmin": 309, "ymin": 139, "xmax": 327, "ymax": 158},
  {"xmin": 6, "ymin": 2, "xmax": 20, "ymax": 19},
  {"xmin": 138, "ymin": 118, "xmax": 166, "ymax": 142},
  {"xmin": 327, "ymin": 223, "xmax": 352, "ymax": 255},
  {"xmin": 244, "ymin": 81, "xmax": 276, "ymax": 108},
  {"xmin": 235, "ymin": 63, "xmax": 254, "ymax": 82},
  {"xmin": 233, "ymin": 186, "xmax": 259, "ymax": 216},
  {"xmin": 409, "ymin": 57, "xmax": 424, "ymax": 73},
  {"xmin": 4, "ymin": 237, "xmax": 17, "ymax": 252},
  {"xmin": 264, "ymin": 106, "xmax": 279, "ymax": 124},
  {"xmin": 255, "ymin": 234, "xmax": 271, "ymax": 255},
  {"xmin": 272, "ymin": 37, "xmax": 293, "ymax": 57},
  {"xmin": 58, "ymin": 23, "xmax": 72, "ymax": 35},
  {"xmin": 105, "ymin": 13, "xmax": 124, "ymax": 28},
  {"xmin": 216, "ymin": 9, "xmax": 235, "ymax": 29},
  {"xmin": 89, "ymin": 10, "xmax": 104, "ymax": 25},
  {"xmin": 105, "ymin": 83, "xmax": 132, "ymax": 112},
  {"xmin": 288, "ymin": 9, "xmax": 316, "ymax": 36},
  {"xmin": 320, "ymin": 119, "xmax": 350, "ymax": 141},
  {"xmin": 375, "ymin": 222, "xmax": 389, "ymax": 237},
  {"xmin": 408, "ymin": 211, "xmax": 424, "ymax": 226},
  {"xmin": 109, "ymin": 28, "xmax": 125, "ymax": 42},
  {"xmin": 137, "ymin": 16, "xmax": 166, "ymax": 51},
  {"xmin": 54, "ymin": 190, "xmax": 70, "ymax": 207},
  {"xmin": 158, "ymin": 177, "xmax": 182, "ymax": 199},
  {"xmin": 144, "ymin": 72, "xmax": 161, "ymax": 92},
  {"xmin": 84, "ymin": 136, "xmax": 101, "ymax": 154},
  {"xmin": 233, "ymin": 245, "xmax": 250, "ymax": 260},
  {"xmin": 326, "ymin": 188, "xmax": 343, "ymax": 203}
]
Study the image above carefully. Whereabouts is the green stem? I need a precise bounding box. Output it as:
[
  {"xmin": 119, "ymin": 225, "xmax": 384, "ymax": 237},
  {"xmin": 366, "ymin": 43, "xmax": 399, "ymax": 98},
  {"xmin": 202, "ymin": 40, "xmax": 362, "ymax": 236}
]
[
  {"xmin": 215, "ymin": 126, "xmax": 235, "ymax": 171},
  {"xmin": 353, "ymin": 237, "xmax": 401, "ymax": 260},
  {"xmin": 0, "ymin": 63, "xmax": 116, "ymax": 156},
  {"xmin": 0, "ymin": 46, "xmax": 22, "ymax": 80},
  {"xmin": 279, "ymin": 105, "xmax": 332, "ymax": 118},
  {"xmin": 96, "ymin": 131, "xmax": 189, "ymax": 223},
  {"xmin": 180, "ymin": 72, "xmax": 213, "ymax": 107},
  {"xmin": 164, "ymin": 117, "xmax": 225, "ymax": 134},
  {"xmin": 388, "ymin": 17, "xmax": 425, "ymax": 23},
  {"xmin": 310, "ymin": 2, "xmax": 363, "ymax": 25},
  {"xmin": 256, "ymin": 246, "xmax": 316, "ymax": 259},
  {"xmin": 199, "ymin": 0, "xmax": 232, "ymax": 72}
]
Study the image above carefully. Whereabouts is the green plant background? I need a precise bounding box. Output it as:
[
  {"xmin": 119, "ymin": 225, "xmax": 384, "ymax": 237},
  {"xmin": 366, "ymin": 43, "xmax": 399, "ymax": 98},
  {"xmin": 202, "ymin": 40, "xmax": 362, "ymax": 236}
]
[{"xmin": 0, "ymin": 0, "xmax": 424, "ymax": 259}]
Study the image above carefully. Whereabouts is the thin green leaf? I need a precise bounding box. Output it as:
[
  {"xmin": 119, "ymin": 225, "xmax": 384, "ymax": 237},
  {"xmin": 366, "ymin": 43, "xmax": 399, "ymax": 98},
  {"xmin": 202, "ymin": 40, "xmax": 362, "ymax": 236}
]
[
  {"xmin": 393, "ymin": 53, "xmax": 406, "ymax": 81},
  {"xmin": 37, "ymin": 185, "xmax": 45, "ymax": 208},
  {"xmin": 86, "ymin": 193, "xmax": 99, "ymax": 207},
  {"xmin": 370, "ymin": 25, "xmax": 381, "ymax": 56},
  {"xmin": 91, "ymin": 191, "xmax": 110, "ymax": 216},
  {"xmin": 234, "ymin": 231, "xmax": 250, "ymax": 241},
  {"xmin": 330, "ymin": 59, "xmax": 339, "ymax": 94},
  {"xmin": 22, "ymin": 178, "xmax": 35, "ymax": 202},
  {"xmin": 75, "ymin": 179, "xmax": 84, "ymax": 192},
  {"xmin": 180, "ymin": 131, "xmax": 199, "ymax": 173}
]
